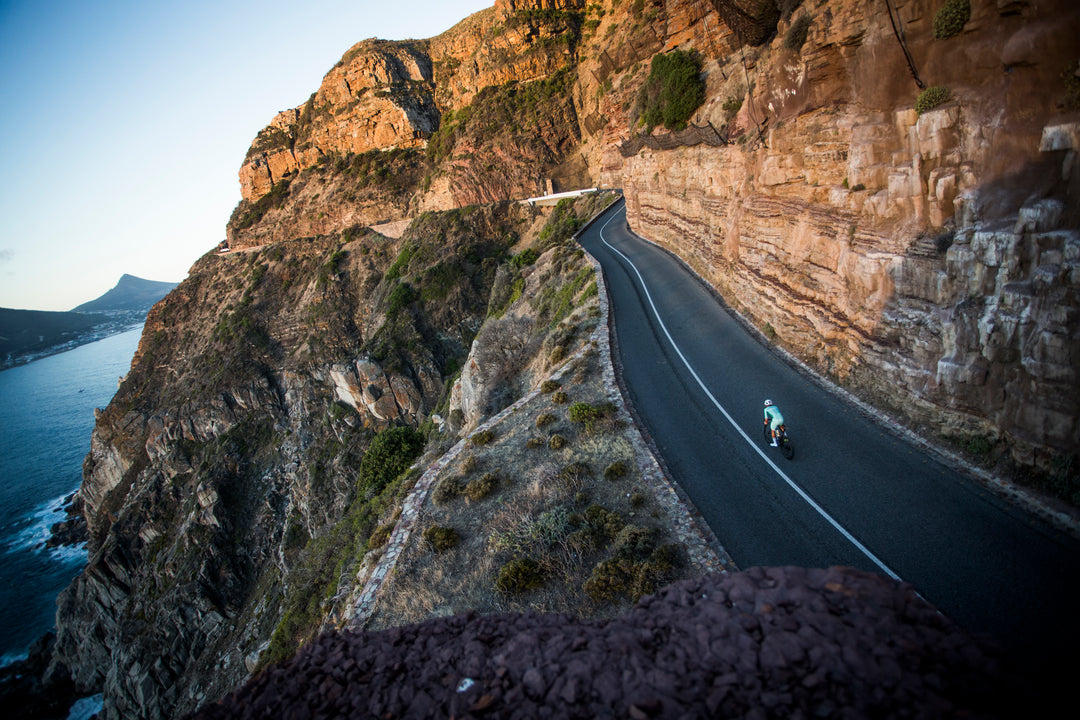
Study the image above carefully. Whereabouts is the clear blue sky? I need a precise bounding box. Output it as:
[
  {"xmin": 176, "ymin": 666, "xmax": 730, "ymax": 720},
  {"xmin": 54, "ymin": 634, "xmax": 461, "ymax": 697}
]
[{"xmin": 0, "ymin": 0, "xmax": 491, "ymax": 311}]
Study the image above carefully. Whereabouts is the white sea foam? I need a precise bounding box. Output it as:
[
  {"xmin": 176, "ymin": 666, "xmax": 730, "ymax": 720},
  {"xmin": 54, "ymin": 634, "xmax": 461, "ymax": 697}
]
[
  {"xmin": 67, "ymin": 693, "xmax": 104, "ymax": 720},
  {"xmin": 4, "ymin": 493, "xmax": 70, "ymax": 553},
  {"xmin": 0, "ymin": 649, "xmax": 29, "ymax": 668},
  {"xmin": 49, "ymin": 541, "xmax": 89, "ymax": 564}
]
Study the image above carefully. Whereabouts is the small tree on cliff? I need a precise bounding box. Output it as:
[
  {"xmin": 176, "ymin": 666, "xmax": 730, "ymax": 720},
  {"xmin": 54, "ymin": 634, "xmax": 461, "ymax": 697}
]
[{"xmin": 634, "ymin": 50, "xmax": 706, "ymax": 133}]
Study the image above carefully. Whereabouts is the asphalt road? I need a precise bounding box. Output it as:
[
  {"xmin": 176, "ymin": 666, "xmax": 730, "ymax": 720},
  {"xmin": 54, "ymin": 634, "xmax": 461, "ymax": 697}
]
[{"xmin": 578, "ymin": 199, "xmax": 1080, "ymax": 673}]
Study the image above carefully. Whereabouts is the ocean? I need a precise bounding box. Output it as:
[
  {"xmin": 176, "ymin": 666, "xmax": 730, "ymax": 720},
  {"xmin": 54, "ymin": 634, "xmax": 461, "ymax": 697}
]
[{"xmin": 0, "ymin": 326, "xmax": 143, "ymax": 667}]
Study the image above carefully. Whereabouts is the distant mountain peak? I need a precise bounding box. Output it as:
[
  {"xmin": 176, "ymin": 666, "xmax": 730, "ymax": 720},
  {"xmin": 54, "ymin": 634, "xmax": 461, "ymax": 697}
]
[{"xmin": 72, "ymin": 275, "xmax": 178, "ymax": 314}]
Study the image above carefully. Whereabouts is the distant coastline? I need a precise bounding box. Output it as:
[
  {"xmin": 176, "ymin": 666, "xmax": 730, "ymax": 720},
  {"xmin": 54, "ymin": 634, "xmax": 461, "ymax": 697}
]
[
  {"xmin": 1, "ymin": 311, "xmax": 146, "ymax": 372},
  {"xmin": 1, "ymin": 274, "xmax": 176, "ymax": 371}
]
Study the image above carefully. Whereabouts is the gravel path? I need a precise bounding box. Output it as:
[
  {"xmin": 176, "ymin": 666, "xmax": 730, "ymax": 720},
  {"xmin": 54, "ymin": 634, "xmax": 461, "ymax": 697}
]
[{"xmin": 190, "ymin": 567, "xmax": 1017, "ymax": 719}]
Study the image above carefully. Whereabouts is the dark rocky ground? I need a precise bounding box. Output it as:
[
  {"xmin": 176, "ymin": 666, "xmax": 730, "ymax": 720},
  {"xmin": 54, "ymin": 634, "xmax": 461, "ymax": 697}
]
[{"xmin": 190, "ymin": 566, "xmax": 1037, "ymax": 719}]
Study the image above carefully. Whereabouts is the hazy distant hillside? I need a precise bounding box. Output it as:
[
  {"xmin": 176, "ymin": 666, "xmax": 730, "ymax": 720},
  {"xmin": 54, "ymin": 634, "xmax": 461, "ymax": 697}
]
[
  {"xmin": 0, "ymin": 307, "xmax": 100, "ymax": 360},
  {"xmin": 73, "ymin": 274, "xmax": 178, "ymax": 313}
]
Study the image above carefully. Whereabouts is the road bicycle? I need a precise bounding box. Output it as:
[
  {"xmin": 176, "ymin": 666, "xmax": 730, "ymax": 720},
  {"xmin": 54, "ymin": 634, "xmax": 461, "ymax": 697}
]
[{"xmin": 763, "ymin": 420, "xmax": 794, "ymax": 460}]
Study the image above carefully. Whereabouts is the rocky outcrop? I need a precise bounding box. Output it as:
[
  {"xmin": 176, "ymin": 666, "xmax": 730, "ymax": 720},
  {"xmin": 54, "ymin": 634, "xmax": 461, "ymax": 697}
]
[
  {"xmin": 191, "ymin": 567, "xmax": 1017, "ymax": 719},
  {"xmin": 237, "ymin": 41, "xmax": 437, "ymax": 202},
  {"xmin": 600, "ymin": 0, "xmax": 1080, "ymax": 469},
  {"xmin": 48, "ymin": 203, "xmax": 539, "ymax": 719}
]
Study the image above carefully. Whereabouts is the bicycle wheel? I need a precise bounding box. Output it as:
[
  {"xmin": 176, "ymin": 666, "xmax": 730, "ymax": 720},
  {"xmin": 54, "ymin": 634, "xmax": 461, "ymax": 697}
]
[{"xmin": 781, "ymin": 438, "xmax": 794, "ymax": 460}]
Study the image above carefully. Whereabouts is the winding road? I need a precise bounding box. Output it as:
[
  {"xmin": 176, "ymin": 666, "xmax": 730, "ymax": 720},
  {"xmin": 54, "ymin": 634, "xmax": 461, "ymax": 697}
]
[{"xmin": 578, "ymin": 198, "xmax": 1079, "ymax": 674}]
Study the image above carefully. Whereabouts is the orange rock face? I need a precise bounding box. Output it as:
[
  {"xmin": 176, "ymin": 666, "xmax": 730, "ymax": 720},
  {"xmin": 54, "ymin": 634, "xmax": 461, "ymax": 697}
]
[{"xmin": 601, "ymin": 0, "xmax": 1080, "ymax": 464}]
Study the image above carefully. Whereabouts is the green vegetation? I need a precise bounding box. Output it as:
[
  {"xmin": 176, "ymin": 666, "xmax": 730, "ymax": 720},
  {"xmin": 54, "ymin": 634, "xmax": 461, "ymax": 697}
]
[
  {"xmin": 427, "ymin": 69, "xmax": 576, "ymax": 163},
  {"xmin": 495, "ymin": 557, "xmax": 545, "ymax": 594},
  {"xmin": 263, "ymin": 442, "xmax": 415, "ymax": 668},
  {"xmin": 548, "ymin": 433, "xmax": 567, "ymax": 450},
  {"xmin": 634, "ymin": 50, "xmax": 706, "ymax": 133},
  {"xmin": 358, "ymin": 426, "xmax": 424, "ymax": 494},
  {"xmin": 511, "ymin": 248, "xmax": 540, "ymax": 268},
  {"xmin": 784, "ymin": 13, "xmax": 812, "ymax": 52},
  {"xmin": 465, "ymin": 472, "xmax": 500, "ymax": 501},
  {"xmin": 583, "ymin": 526, "xmax": 683, "ymax": 603},
  {"xmin": 536, "ymin": 412, "xmax": 556, "ymax": 428},
  {"xmin": 933, "ymin": 0, "xmax": 970, "ymax": 40},
  {"xmin": 604, "ymin": 460, "xmax": 628, "ymax": 481},
  {"xmin": 541, "ymin": 380, "xmax": 560, "ymax": 393},
  {"xmin": 552, "ymin": 390, "xmax": 569, "ymax": 404},
  {"xmin": 234, "ymin": 179, "xmax": 292, "ymax": 231},
  {"xmin": 386, "ymin": 282, "xmax": 417, "ymax": 315},
  {"xmin": 385, "ymin": 246, "xmax": 413, "ymax": 282},
  {"xmin": 568, "ymin": 401, "xmax": 614, "ymax": 433},
  {"xmin": 537, "ymin": 198, "xmax": 584, "ymax": 250},
  {"xmin": 470, "ymin": 429, "xmax": 496, "ymax": 446},
  {"xmin": 915, "ymin": 86, "xmax": 951, "ymax": 115},
  {"xmin": 432, "ymin": 476, "xmax": 465, "ymax": 505},
  {"xmin": 535, "ymin": 265, "xmax": 595, "ymax": 326},
  {"xmin": 423, "ymin": 525, "xmax": 460, "ymax": 552}
]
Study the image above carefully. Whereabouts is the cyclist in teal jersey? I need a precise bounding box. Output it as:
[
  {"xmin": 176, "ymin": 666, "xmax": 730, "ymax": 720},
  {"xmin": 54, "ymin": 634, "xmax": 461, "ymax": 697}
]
[{"xmin": 763, "ymin": 399, "xmax": 784, "ymax": 447}]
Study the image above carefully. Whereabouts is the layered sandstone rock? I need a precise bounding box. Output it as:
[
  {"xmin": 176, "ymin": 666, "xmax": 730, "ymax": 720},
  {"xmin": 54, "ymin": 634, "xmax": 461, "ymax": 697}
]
[
  {"xmin": 237, "ymin": 41, "xmax": 437, "ymax": 202},
  {"xmin": 601, "ymin": 0, "xmax": 1080, "ymax": 466}
]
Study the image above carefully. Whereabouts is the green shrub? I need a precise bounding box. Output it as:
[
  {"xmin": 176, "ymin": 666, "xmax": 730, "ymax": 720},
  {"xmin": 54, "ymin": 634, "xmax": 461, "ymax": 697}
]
[
  {"xmin": 635, "ymin": 50, "xmax": 706, "ymax": 132},
  {"xmin": 470, "ymin": 429, "xmax": 495, "ymax": 446},
  {"xmin": 933, "ymin": 0, "xmax": 970, "ymax": 40},
  {"xmin": 368, "ymin": 523, "xmax": 394, "ymax": 548},
  {"xmin": 387, "ymin": 282, "xmax": 417, "ymax": 314},
  {"xmin": 359, "ymin": 426, "xmax": 424, "ymax": 494},
  {"xmin": 536, "ymin": 413, "xmax": 556, "ymax": 428},
  {"xmin": 604, "ymin": 460, "xmax": 628, "ymax": 481},
  {"xmin": 432, "ymin": 476, "xmax": 464, "ymax": 505},
  {"xmin": 722, "ymin": 93, "xmax": 744, "ymax": 122},
  {"xmin": 423, "ymin": 525, "xmax": 460, "ymax": 552},
  {"xmin": 569, "ymin": 402, "xmax": 613, "ymax": 433},
  {"xmin": 629, "ymin": 492, "xmax": 647, "ymax": 509},
  {"xmin": 613, "ymin": 525, "xmax": 659, "ymax": 561},
  {"xmin": 549, "ymin": 346, "xmax": 566, "ymax": 364},
  {"xmin": 512, "ymin": 248, "xmax": 541, "ymax": 267},
  {"xmin": 526, "ymin": 437, "xmax": 545, "ymax": 449},
  {"xmin": 851, "ymin": 182, "xmax": 866, "ymax": 192},
  {"xmin": 495, "ymin": 557, "xmax": 545, "ymax": 594},
  {"xmin": 385, "ymin": 246, "xmax": 412, "ymax": 281},
  {"xmin": 915, "ymin": 86, "xmax": 951, "ymax": 115},
  {"xmin": 541, "ymin": 379, "xmax": 560, "ymax": 393},
  {"xmin": 460, "ymin": 454, "xmax": 479, "ymax": 474},
  {"xmin": 581, "ymin": 504, "xmax": 624, "ymax": 548},
  {"xmin": 465, "ymin": 472, "xmax": 500, "ymax": 501},
  {"xmin": 552, "ymin": 391, "xmax": 569, "ymax": 404},
  {"xmin": 784, "ymin": 13, "xmax": 811, "ymax": 51},
  {"xmin": 548, "ymin": 434, "xmax": 567, "ymax": 450},
  {"xmin": 583, "ymin": 557, "xmax": 635, "ymax": 603}
]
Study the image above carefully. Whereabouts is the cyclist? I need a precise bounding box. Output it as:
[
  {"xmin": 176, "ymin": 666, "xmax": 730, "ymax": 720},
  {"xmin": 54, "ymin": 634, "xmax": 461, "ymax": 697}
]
[{"xmin": 763, "ymin": 399, "xmax": 784, "ymax": 447}]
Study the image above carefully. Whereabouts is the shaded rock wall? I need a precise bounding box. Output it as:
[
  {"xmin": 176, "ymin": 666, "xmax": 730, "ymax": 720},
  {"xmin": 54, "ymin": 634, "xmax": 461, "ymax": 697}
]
[
  {"xmin": 49, "ymin": 203, "xmax": 538, "ymax": 719},
  {"xmin": 191, "ymin": 567, "xmax": 1017, "ymax": 720}
]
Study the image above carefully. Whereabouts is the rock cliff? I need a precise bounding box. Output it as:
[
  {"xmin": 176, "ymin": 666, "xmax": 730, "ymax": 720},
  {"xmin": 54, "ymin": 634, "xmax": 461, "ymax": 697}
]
[
  {"xmin": 597, "ymin": 0, "xmax": 1080, "ymax": 479},
  {"xmin": 47, "ymin": 202, "xmax": 546, "ymax": 718},
  {"xmin": 38, "ymin": 0, "xmax": 1080, "ymax": 718}
]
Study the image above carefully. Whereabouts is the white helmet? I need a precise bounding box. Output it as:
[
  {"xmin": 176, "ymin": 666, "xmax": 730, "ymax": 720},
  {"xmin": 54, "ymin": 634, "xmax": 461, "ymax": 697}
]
[{"xmin": 763, "ymin": 399, "xmax": 773, "ymax": 407}]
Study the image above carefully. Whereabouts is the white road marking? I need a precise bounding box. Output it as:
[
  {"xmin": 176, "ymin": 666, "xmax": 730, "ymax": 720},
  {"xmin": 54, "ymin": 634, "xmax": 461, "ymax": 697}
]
[{"xmin": 597, "ymin": 207, "xmax": 902, "ymax": 581}]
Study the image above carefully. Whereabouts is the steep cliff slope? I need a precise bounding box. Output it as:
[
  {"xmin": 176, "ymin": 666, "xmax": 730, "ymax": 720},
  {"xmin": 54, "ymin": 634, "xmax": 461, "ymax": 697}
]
[{"xmin": 47, "ymin": 202, "xmax": 545, "ymax": 718}]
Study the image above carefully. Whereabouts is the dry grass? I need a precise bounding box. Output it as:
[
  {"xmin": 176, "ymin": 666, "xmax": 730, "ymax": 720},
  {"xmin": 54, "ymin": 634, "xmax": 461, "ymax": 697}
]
[{"xmin": 369, "ymin": 347, "xmax": 697, "ymax": 630}]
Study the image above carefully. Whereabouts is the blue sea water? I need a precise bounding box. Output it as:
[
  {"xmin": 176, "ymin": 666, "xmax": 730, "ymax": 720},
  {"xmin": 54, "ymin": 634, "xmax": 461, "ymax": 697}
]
[{"xmin": 0, "ymin": 326, "xmax": 143, "ymax": 667}]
